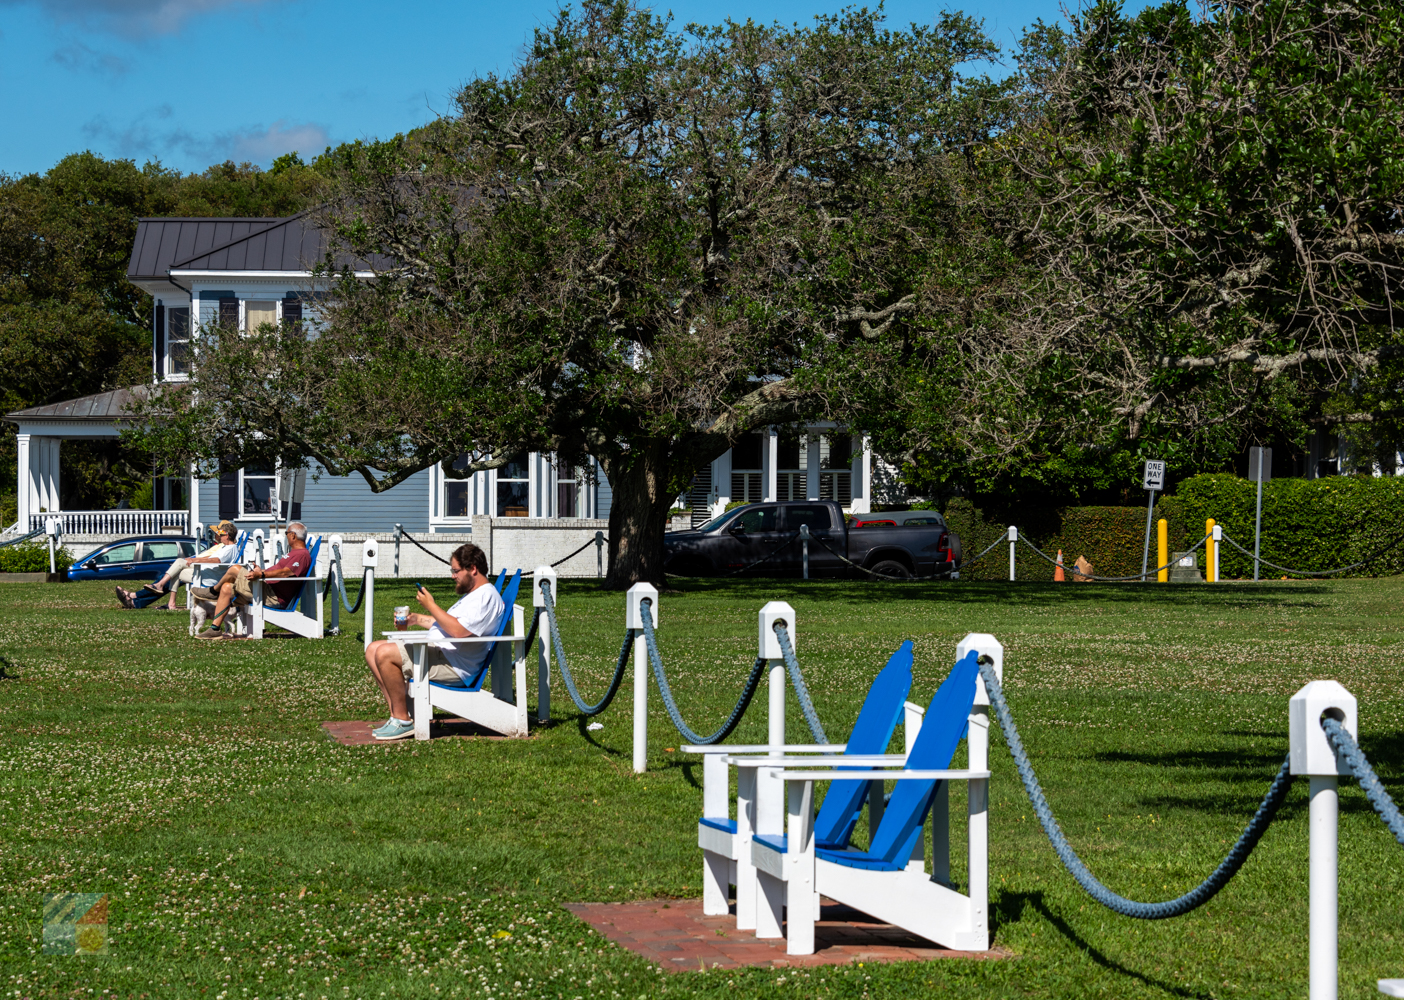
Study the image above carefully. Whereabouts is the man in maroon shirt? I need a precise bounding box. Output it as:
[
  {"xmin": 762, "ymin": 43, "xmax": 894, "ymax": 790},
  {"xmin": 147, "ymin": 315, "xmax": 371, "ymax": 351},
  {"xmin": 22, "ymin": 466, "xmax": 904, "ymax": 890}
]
[{"xmin": 192, "ymin": 521, "xmax": 313, "ymax": 639}]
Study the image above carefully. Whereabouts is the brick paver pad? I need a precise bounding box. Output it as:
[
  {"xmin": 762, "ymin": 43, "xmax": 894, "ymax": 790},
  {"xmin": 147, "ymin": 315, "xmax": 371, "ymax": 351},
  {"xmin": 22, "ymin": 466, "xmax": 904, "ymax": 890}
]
[{"xmin": 565, "ymin": 898, "xmax": 1009, "ymax": 970}]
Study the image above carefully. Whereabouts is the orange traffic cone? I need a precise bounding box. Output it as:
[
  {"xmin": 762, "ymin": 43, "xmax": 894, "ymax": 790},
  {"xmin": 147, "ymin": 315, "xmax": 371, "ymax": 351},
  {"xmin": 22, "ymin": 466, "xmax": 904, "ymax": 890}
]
[{"xmin": 1054, "ymin": 549, "xmax": 1066, "ymax": 582}]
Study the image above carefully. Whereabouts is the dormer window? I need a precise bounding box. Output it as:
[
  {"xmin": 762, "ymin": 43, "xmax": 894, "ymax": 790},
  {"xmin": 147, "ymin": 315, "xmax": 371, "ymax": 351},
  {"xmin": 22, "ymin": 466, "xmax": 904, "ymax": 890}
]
[{"xmin": 168, "ymin": 307, "xmax": 191, "ymax": 375}]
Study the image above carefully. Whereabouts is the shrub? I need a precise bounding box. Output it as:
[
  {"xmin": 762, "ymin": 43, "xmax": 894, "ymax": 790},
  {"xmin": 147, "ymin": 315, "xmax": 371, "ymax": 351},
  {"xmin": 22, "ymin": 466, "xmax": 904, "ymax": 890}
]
[{"xmin": 0, "ymin": 541, "xmax": 73, "ymax": 573}]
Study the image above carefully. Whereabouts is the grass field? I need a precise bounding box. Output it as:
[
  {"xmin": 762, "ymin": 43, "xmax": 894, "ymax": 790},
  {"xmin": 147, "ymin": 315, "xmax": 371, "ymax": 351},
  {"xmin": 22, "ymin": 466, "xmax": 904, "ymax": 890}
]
[{"xmin": 1, "ymin": 575, "xmax": 1403, "ymax": 1000}]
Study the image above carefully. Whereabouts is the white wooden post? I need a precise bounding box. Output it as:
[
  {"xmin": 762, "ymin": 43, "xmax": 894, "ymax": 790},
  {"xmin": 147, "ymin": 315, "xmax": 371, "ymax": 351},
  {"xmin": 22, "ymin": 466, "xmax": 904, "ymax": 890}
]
[
  {"xmin": 735, "ymin": 766, "xmax": 759, "ymax": 931},
  {"xmin": 627, "ymin": 583, "xmax": 658, "ymax": 773},
  {"xmin": 510, "ymin": 604, "xmax": 528, "ymax": 734},
  {"xmin": 44, "ymin": 517, "xmax": 59, "ymax": 574},
  {"xmin": 1007, "ymin": 526, "xmax": 1018, "ymax": 581},
  {"xmin": 361, "ymin": 538, "xmax": 378, "ymax": 651},
  {"xmin": 957, "ymin": 632, "xmax": 1002, "ymax": 950},
  {"xmin": 1290, "ymin": 680, "xmax": 1358, "ymax": 1000},
  {"xmin": 1211, "ymin": 523, "xmax": 1223, "ymax": 582},
  {"xmin": 758, "ymin": 602, "xmax": 795, "ymax": 754},
  {"xmin": 412, "ymin": 644, "xmax": 431, "ymax": 741},
  {"xmin": 328, "ymin": 534, "xmax": 344, "ymax": 635},
  {"xmin": 533, "ymin": 566, "xmax": 557, "ymax": 724},
  {"xmin": 784, "ymin": 778, "xmax": 818, "ymax": 954}
]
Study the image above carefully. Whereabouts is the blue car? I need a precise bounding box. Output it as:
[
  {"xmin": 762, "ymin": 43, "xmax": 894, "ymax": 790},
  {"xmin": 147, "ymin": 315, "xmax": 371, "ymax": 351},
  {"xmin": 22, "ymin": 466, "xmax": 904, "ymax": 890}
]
[{"xmin": 67, "ymin": 535, "xmax": 200, "ymax": 582}]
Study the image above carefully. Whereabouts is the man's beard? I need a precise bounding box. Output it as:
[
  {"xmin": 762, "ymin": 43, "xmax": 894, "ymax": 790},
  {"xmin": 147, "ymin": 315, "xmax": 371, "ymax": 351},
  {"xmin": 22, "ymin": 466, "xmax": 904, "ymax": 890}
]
[{"xmin": 455, "ymin": 575, "xmax": 471, "ymax": 595}]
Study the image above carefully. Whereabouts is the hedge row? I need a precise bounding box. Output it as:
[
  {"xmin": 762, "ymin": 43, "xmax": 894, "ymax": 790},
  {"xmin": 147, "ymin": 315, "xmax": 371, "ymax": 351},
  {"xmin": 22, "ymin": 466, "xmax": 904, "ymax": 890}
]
[
  {"xmin": 0, "ymin": 542, "xmax": 73, "ymax": 573},
  {"xmin": 943, "ymin": 473, "xmax": 1404, "ymax": 581}
]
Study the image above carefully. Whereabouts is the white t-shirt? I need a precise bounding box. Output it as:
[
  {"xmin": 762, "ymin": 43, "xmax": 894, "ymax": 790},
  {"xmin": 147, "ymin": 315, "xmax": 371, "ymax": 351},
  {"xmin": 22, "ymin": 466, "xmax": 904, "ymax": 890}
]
[
  {"xmin": 429, "ymin": 583, "xmax": 506, "ymax": 683},
  {"xmin": 196, "ymin": 542, "xmax": 237, "ymax": 564}
]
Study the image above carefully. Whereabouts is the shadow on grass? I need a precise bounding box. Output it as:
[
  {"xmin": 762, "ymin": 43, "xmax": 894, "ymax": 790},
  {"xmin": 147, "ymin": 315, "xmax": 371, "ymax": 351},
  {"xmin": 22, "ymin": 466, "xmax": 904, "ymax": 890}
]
[
  {"xmin": 995, "ymin": 890, "xmax": 1217, "ymax": 1000},
  {"xmin": 0, "ymin": 656, "xmax": 17, "ymax": 679}
]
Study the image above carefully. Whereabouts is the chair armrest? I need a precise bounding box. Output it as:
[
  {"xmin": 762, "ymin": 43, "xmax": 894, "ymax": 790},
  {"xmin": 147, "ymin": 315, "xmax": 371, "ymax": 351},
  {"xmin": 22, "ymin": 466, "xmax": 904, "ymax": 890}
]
[
  {"xmin": 723, "ymin": 754, "xmax": 907, "ymax": 767},
  {"xmin": 778, "ymin": 768, "xmax": 989, "ymax": 782},
  {"xmin": 681, "ymin": 744, "xmax": 846, "ymax": 755},
  {"xmin": 382, "ymin": 632, "xmax": 521, "ymax": 644},
  {"xmin": 258, "ymin": 575, "xmax": 321, "ymax": 582}
]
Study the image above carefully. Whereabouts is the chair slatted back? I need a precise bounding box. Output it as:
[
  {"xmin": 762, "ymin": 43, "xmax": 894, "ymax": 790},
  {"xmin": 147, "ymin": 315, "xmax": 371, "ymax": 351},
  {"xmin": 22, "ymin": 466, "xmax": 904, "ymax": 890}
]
[
  {"xmin": 279, "ymin": 536, "xmax": 321, "ymax": 615},
  {"xmin": 864, "ymin": 650, "xmax": 980, "ymax": 866},
  {"xmin": 494, "ymin": 569, "xmax": 507, "ymax": 592},
  {"xmin": 463, "ymin": 569, "xmax": 521, "ymax": 692},
  {"xmin": 812, "ymin": 642, "xmax": 914, "ymax": 846}
]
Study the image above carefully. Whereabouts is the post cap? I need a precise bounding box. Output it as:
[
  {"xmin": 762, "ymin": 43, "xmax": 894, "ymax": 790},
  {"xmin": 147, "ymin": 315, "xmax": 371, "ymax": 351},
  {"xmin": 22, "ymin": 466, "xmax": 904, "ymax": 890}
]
[
  {"xmin": 1289, "ymin": 680, "xmax": 1357, "ymax": 776},
  {"xmin": 957, "ymin": 633, "xmax": 1003, "ymax": 707},
  {"xmin": 44, "ymin": 517, "xmax": 60, "ymax": 536},
  {"xmin": 759, "ymin": 601, "xmax": 796, "ymax": 659},
  {"xmin": 1007, "ymin": 525, "xmax": 1018, "ymax": 541},
  {"xmin": 361, "ymin": 537, "xmax": 378, "ymax": 569},
  {"xmin": 1212, "ymin": 524, "xmax": 1223, "ymax": 540},
  {"xmin": 799, "ymin": 523, "xmax": 811, "ymax": 539},
  {"xmin": 328, "ymin": 533, "xmax": 343, "ymax": 549},
  {"xmin": 533, "ymin": 565, "xmax": 558, "ymax": 607},
  {"xmin": 626, "ymin": 582, "xmax": 659, "ymax": 628}
]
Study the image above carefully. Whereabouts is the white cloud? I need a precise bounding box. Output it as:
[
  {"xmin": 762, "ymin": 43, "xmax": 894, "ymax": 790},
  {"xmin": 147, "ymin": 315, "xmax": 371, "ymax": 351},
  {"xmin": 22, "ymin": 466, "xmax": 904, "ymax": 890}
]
[
  {"xmin": 0, "ymin": 0, "xmax": 273, "ymax": 36},
  {"xmin": 82, "ymin": 109, "xmax": 329, "ymax": 168}
]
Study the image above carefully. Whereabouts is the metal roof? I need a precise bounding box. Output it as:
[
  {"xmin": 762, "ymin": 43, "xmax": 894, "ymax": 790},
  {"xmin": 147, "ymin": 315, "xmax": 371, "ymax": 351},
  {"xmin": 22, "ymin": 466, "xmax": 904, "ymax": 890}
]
[
  {"xmin": 128, "ymin": 211, "xmax": 391, "ymax": 279},
  {"xmin": 4, "ymin": 385, "xmax": 153, "ymax": 423}
]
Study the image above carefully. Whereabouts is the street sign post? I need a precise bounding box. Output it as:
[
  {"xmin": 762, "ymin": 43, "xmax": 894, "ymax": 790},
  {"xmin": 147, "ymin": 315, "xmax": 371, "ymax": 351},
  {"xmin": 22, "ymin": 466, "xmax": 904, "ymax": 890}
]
[
  {"xmin": 1141, "ymin": 461, "xmax": 1166, "ymax": 580},
  {"xmin": 1249, "ymin": 446, "xmax": 1272, "ymax": 581}
]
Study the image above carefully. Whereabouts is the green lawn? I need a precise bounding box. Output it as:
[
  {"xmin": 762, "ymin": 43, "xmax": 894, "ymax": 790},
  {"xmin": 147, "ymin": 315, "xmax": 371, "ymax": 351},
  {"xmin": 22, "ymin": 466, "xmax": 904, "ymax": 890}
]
[{"xmin": 2, "ymin": 575, "xmax": 1403, "ymax": 999}]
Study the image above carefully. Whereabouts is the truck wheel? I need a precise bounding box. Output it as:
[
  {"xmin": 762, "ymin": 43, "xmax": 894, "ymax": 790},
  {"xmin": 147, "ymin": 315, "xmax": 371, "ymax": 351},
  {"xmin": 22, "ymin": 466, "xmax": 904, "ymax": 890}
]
[{"xmin": 869, "ymin": 559, "xmax": 911, "ymax": 580}]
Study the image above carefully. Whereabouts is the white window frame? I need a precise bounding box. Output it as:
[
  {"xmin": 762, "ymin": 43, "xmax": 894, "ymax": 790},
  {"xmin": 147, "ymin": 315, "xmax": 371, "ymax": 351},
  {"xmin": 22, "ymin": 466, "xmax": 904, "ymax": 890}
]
[
  {"xmin": 165, "ymin": 303, "xmax": 192, "ymax": 380},
  {"xmin": 238, "ymin": 462, "xmax": 278, "ymax": 521}
]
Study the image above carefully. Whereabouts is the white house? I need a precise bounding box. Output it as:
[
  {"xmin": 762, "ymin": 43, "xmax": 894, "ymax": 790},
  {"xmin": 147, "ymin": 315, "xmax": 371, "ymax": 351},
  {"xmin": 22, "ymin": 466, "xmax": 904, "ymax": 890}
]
[{"xmin": 4, "ymin": 213, "xmax": 880, "ymax": 557}]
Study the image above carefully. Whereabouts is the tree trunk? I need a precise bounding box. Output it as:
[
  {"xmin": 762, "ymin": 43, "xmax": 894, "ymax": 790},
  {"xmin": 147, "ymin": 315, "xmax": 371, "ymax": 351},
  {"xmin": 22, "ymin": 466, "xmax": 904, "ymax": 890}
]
[{"xmin": 603, "ymin": 442, "xmax": 679, "ymax": 589}]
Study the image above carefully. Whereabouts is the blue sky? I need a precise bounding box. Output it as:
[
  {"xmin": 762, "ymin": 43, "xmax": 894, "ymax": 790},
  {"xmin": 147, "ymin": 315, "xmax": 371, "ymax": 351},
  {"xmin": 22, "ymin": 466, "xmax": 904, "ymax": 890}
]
[{"xmin": 0, "ymin": 0, "xmax": 1144, "ymax": 177}]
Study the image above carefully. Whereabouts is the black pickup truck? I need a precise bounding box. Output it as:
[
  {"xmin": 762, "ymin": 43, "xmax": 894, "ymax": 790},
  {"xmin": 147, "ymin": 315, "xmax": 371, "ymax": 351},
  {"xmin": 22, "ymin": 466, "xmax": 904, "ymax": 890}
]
[{"xmin": 663, "ymin": 500, "xmax": 961, "ymax": 579}]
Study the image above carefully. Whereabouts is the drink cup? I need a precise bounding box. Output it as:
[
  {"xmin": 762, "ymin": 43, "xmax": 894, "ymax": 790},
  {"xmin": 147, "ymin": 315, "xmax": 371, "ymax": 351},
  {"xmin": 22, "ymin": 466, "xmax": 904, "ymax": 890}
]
[{"xmin": 394, "ymin": 606, "xmax": 410, "ymax": 630}]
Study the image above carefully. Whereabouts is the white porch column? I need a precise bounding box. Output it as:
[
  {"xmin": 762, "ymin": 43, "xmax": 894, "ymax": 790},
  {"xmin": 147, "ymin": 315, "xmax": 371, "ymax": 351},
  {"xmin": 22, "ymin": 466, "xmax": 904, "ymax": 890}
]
[
  {"xmin": 24, "ymin": 436, "xmax": 63, "ymax": 524},
  {"xmin": 763, "ymin": 427, "xmax": 778, "ymax": 502},
  {"xmin": 806, "ymin": 433, "xmax": 820, "ymax": 501},
  {"xmin": 16, "ymin": 434, "xmax": 32, "ymax": 529},
  {"xmin": 849, "ymin": 432, "xmax": 872, "ymax": 514}
]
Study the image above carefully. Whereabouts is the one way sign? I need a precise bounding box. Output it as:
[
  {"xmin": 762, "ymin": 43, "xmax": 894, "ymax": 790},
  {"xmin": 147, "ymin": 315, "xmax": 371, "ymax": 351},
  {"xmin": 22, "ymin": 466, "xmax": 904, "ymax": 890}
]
[{"xmin": 1143, "ymin": 461, "xmax": 1165, "ymax": 492}]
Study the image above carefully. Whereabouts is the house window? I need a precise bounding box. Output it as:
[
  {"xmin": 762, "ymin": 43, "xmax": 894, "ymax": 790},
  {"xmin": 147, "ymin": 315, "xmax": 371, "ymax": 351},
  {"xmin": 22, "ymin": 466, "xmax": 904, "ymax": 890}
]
[
  {"xmin": 730, "ymin": 431, "xmax": 764, "ymax": 504},
  {"xmin": 168, "ymin": 307, "xmax": 191, "ymax": 375},
  {"xmin": 497, "ymin": 454, "xmax": 530, "ymax": 516},
  {"xmin": 444, "ymin": 454, "xmax": 474, "ymax": 517},
  {"xmin": 820, "ymin": 434, "xmax": 852, "ymax": 505},
  {"xmin": 557, "ymin": 465, "xmax": 584, "ymax": 518},
  {"xmin": 776, "ymin": 433, "xmax": 806, "ymax": 501},
  {"xmin": 241, "ymin": 462, "xmax": 276, "ymax": 516},
  {"xmin": 245, "ymin": 300, "xmax": 277, "ymax": 333}
]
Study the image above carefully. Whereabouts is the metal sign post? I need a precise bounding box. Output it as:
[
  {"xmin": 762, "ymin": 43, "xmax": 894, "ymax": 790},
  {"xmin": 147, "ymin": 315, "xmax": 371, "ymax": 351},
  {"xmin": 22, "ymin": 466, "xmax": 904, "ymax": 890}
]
[
  {"xmin": 1249, "ymin": 447, "xmax": 1272, "ymax": 582},
  {"xmin": 1140, "ymin": 461, "xmax": 1165, "ymax": 580}
]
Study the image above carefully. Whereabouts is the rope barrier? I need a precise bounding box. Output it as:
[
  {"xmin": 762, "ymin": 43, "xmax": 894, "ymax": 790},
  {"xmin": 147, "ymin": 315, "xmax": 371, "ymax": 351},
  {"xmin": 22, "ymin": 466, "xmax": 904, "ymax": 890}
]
[
  {"xmin": 1018, "ymin": 534, "xmax": 1211, "ymax": 583},
  {"xmin": 0, "ymin": 528, "xmax": 44, "ymax": 549},
  {"xmin": 773, "ymin": 622, "xmax": 829, "ymax": 744},
  {"xmin": 1220, "ymin": 530, "xmax": 1404, "ymax": 579},
  {"xmin": 329, "ymin": 543, "xmax": 371, "ymax": 614},
  {"xmin": 547, "ymin": 535, "xmax": 605, "ymax": 569},
  {"xmin": 808, "ymin": 531, "xmax": 957, "ymax": 581},
  {"xmin": 956, "ymin": 533, "xmax": 1010, "ymax": 570},
  {"xmin": 638, "ymin": 598, "xmax": 766, "ymax": 745},
  {"xmin": 977, "ymin": 656, "xmax": 1295, "ymax": 918},
  {"xmin": 1322, "ymin": 717, "xmax": 1404, "ymax": 848},
  {"xmin": 394, "ymin": 526, "xmax": 451, "ymax": 565},
  {"xmin": 540, "ymin": 584, "xmax": 631, "ymax": 716}
]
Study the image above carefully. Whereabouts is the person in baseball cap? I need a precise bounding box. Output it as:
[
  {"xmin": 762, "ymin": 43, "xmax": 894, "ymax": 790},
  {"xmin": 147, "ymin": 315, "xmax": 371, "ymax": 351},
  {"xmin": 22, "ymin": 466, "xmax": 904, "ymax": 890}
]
[{"xmin": 116, "ymin": 521, "xmax": 241, "ymax": 611}]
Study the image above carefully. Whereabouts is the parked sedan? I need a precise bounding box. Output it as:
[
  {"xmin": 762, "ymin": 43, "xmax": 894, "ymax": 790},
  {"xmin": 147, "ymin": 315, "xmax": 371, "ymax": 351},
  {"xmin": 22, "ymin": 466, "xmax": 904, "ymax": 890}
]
[{"xmin": 66, "ymin": 536, "xmax": 199, "ymax": 582}]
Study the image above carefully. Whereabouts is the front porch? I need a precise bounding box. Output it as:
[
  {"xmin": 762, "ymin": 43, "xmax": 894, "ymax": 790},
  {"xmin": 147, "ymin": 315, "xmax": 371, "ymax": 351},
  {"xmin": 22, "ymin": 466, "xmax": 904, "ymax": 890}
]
[{"xmin": 4, "ymin": 386, "xmax": 193, "ymax": 539}]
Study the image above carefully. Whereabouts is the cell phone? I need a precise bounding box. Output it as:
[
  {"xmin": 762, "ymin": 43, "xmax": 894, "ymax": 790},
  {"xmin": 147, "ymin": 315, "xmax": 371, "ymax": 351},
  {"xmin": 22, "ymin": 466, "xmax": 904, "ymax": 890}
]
[{"xmin": 414, "ymin": 582, "xmax": 424, "ymax": 592}]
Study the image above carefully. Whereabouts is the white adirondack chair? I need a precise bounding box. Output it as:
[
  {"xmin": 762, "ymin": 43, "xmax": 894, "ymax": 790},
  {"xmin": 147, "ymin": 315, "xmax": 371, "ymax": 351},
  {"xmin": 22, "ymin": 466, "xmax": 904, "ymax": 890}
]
[
  {"xmin": 187, "ymin": 531, "xmax": 252, "ymax": 637},
  {"xmin": 684, "ymin": 641, "xmax": 921, "ymax": 928},
  {"xmin": 738, "ymin": 637, "xmax": 1001, "ymax": 956},
  {"xmin": 394, "ymin": 572, "xmax": 530, "ymax": 740},
  {"xmin": 250, "ymin": 535, "xmax": 326, "ymax": 639}
]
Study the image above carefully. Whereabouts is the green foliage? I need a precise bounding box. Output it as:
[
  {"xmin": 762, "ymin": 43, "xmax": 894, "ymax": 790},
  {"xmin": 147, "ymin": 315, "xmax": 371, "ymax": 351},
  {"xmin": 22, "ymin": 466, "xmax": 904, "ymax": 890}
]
[
  {"xmin": 0, "ymin": 541, "xmax": 71, "ymax": 572},
  {"xmin": 1168, "ymin": 474, "xmax": 1404, "ymax": 579},
  {"xmin": 945, "ymin": 497, "xmax": 1153, "ymax": 580}
]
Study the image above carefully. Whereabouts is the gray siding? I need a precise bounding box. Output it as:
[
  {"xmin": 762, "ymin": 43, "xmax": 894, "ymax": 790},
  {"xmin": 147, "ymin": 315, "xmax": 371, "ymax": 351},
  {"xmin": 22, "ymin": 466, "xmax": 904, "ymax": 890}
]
[{"xmin": 197, "ymin": 463, "xmax": 431, "ymax": 533}]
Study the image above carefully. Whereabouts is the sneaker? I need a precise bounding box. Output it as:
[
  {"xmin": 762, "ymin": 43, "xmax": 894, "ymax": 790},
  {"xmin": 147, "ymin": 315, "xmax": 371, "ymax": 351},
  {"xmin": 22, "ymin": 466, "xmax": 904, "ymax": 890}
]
[
  {"xmin": 193, "ymin": 626, "xmax": 225, "ymax": 640},
  {"xmin": 369, "ymin": 718, "xmax": 393, "ymax": 733},
  {"xmin": 190, "ymin": 586, "xmax": 218, "ymax": 601},
  {"xmin": 373, "ymin": 718, "xmax": 415, "ymax": 741},
  {"xmin": 115, "ymin": 586, "xmax": 136, "ymax": 609}
]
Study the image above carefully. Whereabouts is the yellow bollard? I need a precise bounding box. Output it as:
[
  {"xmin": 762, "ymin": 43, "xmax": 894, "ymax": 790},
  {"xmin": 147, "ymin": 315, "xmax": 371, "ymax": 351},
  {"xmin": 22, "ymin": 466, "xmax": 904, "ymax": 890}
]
[
  {"xmin": 1206, "ymin": 518, "xmax": 1217, "ymax": 583},
  {"xmin": 1157, "ymin": 519, "xmax": 1168, "ymax": 583}
]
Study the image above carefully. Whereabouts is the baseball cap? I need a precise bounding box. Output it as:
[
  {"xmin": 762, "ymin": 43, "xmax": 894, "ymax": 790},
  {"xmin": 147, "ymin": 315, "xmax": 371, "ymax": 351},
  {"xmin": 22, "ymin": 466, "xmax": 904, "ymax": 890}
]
[{"xmin": 215, "ymin": 520, "xmax": 237, "ymax": 537}]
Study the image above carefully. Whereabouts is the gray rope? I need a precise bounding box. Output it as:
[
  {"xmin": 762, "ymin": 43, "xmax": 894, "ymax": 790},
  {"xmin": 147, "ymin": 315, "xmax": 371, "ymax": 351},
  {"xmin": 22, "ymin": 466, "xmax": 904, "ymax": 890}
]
[
  {"xmin": 1018, "ymin": 534, "xmax": 1209, "ymax": 582},
  {"xmin": 329, "ymin": 544, "xmax": 370, "ymax": 613},
  {"xmin": 548, "ymin": 535, "xmax": 606, "ymax": 569},
  {"xmin": 0, "ymin": 528, "xmax": 44, "ymax": 548},
  {"xmin": 395, "ymin": 526, "xmax": 452, "ymax": 565},
  {"xmin": 638, "ymin": 598, "xmax": 767, "ymax": 745},
  {"xmin": 1322, "ymin": 717, "xmax": 1404, "ymax": 847},
  {"xmin": 540, "ymin": 584, "xmax": 631, "ymax": 716},
  {"xmin": 1220, "ymin": 531, "xmax": 1404, "ymax": 578},
  {"xmin": 772, "ymin": 623, "xmax": 829, "ymax": 744},
  {"xmin": 808, "ymin": 531, "xmax": 956, "ymax": 581},
  {"xmin": 977, "ymin": 657, "xmax": 1295, "ymax": 918},
  {"xmin": 958, "ymin": 533, "xmax": 1010, "ymax": 569}
]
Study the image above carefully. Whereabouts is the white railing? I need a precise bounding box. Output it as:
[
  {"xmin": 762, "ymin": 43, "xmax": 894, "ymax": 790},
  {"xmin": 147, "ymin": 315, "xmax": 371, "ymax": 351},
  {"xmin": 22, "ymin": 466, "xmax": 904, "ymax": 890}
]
[{"xmin": 29, "ymin": 511, "xmax": 189, "ymax": 535}]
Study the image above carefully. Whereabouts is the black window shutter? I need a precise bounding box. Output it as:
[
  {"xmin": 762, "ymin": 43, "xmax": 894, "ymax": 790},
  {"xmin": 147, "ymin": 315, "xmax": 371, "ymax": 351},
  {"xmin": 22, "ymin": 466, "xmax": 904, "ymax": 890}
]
[
  {"xmin": 282, "ymin": 295, "xmax": 303, "ymax": 338},
  {"xmin": 218, "ymin": 470, "xmax": 239, "ymax": 520},
  {"xmin": 219, "ymin": 297, "xmax": 239, "ymax": 329},
  {"xmin": 154, "ymin": 303, "xmax": 165, "ymax": 376}
]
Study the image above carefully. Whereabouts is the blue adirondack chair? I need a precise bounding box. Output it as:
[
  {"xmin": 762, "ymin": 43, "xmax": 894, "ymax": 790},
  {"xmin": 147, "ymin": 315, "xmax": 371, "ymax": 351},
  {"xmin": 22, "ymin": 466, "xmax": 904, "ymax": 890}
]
[
  {"xmin": 690, "ymin": 641, "xmax": 918, "ymax": 922},
  {"xmin": 252, "ymin": 536, "xmax": 326, "ymax": 639},
  {"xmin": 746, "ymin": 646, "xmax": 994, "ymax": 955},
  {"xmin": 402, "ymin": 569, "xmax": 530, "ymax": 739}
]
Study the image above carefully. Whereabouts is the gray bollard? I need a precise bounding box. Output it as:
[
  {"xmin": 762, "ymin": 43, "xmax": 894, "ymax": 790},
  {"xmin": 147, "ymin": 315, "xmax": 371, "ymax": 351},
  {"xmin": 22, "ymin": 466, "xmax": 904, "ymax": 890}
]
[
  {"xmin": 626, "ymin": 583, "xmax": 658, "ymax": 773},
  {"xmin": 361, "ymin": 538, "xmax": 378, "ymax": 650},
  {"xmin": 533, "ymin": 565, "xmax": 558, "ymax": 724}
]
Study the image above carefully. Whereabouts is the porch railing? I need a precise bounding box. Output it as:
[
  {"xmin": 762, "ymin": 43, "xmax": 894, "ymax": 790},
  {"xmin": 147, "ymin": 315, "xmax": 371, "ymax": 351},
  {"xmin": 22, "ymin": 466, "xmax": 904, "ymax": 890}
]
[{"xmin": 29, "ymin": 511, "xmax": 190, "ymax": 535}]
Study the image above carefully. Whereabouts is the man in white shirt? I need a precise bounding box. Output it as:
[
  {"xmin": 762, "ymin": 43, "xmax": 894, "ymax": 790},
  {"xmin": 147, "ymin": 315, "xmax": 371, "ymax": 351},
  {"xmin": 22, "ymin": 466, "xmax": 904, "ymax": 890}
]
[{"xmin": 363, "ymin": 542, "xmax": 505, "ymax": 741}]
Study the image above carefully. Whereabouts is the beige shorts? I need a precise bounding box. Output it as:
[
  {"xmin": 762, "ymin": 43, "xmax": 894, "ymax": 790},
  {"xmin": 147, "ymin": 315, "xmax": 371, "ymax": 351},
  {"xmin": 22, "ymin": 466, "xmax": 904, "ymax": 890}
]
[
  {"xmin": 393, "ymin": 642, "xmax": 464, "ymax": 685},
  {"xmin": 231, "ymin": 567, "xmax": 286, "ymax": 608}
]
